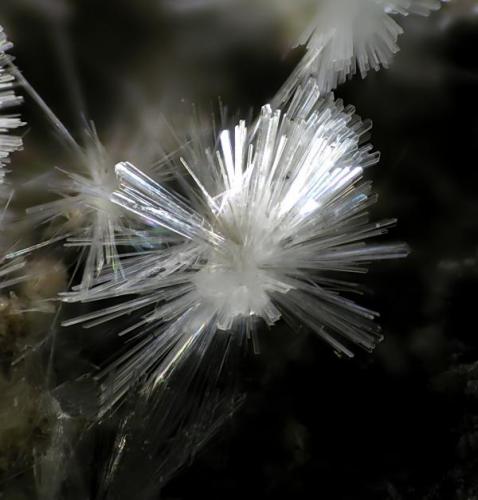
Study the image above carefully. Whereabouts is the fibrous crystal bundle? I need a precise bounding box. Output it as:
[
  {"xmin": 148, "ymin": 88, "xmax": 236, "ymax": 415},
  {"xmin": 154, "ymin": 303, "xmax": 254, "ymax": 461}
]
[
  {"xmin": 297, "ymin": 0, "xmax": 442, "ymax": 92},
  {"xmin": 0, "ymin": 26, "xmax": 22, "ymax": 188},
  {"xmin": 26, "ymin": 130, "xmax": 133, "ymax": 296},
  {"xmin": 0, "ymin": 27, "xmax": 23, "ymax": 288},
  {"xmin": 25, "ymin": 114, "xmax": 176, "ymax": 297},
  {"xmin": 63, "ymin": 82, "xmax": 409, "ymax": 413},
  {"xmin": 0, "ymin": 0, "xmax": 445, "ymax": 495}
]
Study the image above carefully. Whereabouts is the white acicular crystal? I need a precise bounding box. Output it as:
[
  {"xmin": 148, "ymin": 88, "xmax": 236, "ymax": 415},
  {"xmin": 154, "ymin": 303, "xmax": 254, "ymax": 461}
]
[
  {"xmin": 0, "ymin": 28, "xmax": 25, "ymax": 293},
  {"xmin": 26, "ymin": 129, "xmax": 133, "ymax": 295},
  {"xmin": 0, "ymin": 26, "xmax": 23, "ymax": 188},
  {"xmin": 67, "ymin": 82, "xmax": 408, "ymax": 412},
  {"xmin": 289, "ymin": 0, "xmax": 442, "ymax": 94},
  {"xmin": 24, "ymin": 95, "xmax": 176, "ymax": 296}
]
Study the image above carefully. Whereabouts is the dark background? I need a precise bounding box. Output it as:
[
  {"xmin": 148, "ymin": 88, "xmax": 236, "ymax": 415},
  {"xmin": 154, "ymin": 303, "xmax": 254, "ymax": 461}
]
[{"xmin": 1, "ymin": 1, "xmax": 478, "ymax": 498}]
